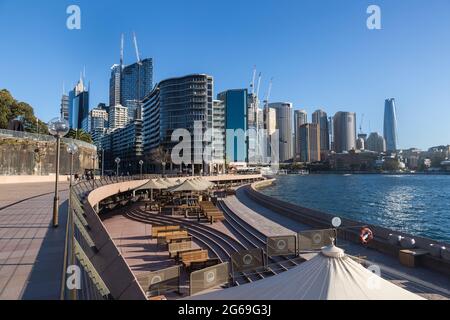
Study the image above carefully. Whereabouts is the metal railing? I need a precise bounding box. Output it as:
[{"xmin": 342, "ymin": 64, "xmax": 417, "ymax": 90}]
[{"xmin": 61, "ymin": 179, "xmax": 115, "ymax": 300}]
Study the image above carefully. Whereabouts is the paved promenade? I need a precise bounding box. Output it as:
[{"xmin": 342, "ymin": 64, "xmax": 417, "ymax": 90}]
[
  {"xmin": 0, "ymin": 182, "xmax": 68, "ymax": 300},
  {"xmin": 229, "ymin": 187, "xmax": 450, "ymax": 300}
]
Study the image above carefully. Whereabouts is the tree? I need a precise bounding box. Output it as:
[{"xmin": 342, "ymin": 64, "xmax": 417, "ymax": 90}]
[
  {"xmin": 65, "ymin": 129, "xmax": 93, "ymax": 143},
  {"xmin": 0, "ymin": 89, "xmax": 14, "ymax": 129},
  {"xmin": 0, "ymin": 89, "xmax": 49, "ymax": 134},
  {"xmin": 149, "ymin": 146, "xmax": 171, "ymax": 175}
]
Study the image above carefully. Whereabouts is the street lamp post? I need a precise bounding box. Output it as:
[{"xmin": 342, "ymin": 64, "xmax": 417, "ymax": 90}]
[
  {"xmin": 139, "ymin": 160, "xmax": 144, "ymax": 180},
  {"xmin": 162, "ymin": 161, "xmax": 166, "ymax": 177},
  {"xmin": 115, "ymin": 157, "xmax": 121, "ymax": 182},
  {"xmin": 99, "ymin": 147, "xmax": 105, "ymax": 178},
  {"xmin": 48, "ymin": 117, "xmax": 70, "ymax": 228},
  {"xmin": 91, "ymin": 154, "xmax": 98, "ymax": 189}
]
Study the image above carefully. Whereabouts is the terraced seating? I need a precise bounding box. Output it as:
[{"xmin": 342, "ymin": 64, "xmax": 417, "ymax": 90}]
[
  {"xmin": 168, "ymin": 242, "xmax": 194, "ymax": 258},
  {"xmin": 151, "ymin": 225, "xmax": 181, "ymax": 238},
  {"xmin": 199, "ymin": 201, "xmax": 225, "ymax": 223},
  {"xmin": 179, "ymin": 249, "xmax": 209, "ymax": 268}
]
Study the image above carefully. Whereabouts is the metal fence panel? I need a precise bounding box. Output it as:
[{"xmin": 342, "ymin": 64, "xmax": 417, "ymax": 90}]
[
  {"xmin": 267, "ymin": 235, "xmax": 297, "ymax": 257},
  {"xmin": 231, "ymin": 248, "xmax": 264, "ymax": 272},
  {"xmin": 298, "ymin": 229, "xmax": 337, "ymax": 251},
  {"xmin": 190, "ymin": 262, "xmax": 229, "ymax": 296},
  {"xmin": 136, "ymin": 266, "xmax": 180, "ymax": 291}
]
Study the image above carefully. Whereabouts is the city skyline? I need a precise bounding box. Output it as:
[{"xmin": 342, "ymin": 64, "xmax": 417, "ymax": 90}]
[{"xmin": 1, "ymin": 0, "xmax": 450, "ymax": 150}]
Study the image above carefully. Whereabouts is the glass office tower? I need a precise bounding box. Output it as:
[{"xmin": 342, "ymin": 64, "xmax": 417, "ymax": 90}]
[{"xmin": 384, "ymin": 98, "xmax": 398, "ymax": 152}]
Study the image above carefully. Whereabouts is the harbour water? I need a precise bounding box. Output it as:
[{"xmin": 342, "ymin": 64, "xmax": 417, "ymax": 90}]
[{"xmin": 261, "ymin": 174, "xmax": 450, "ymax": 243}]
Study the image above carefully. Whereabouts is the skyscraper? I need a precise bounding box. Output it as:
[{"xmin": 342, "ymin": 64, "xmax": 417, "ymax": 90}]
[
  {"xmin": 121, "ymin": 59, "xmax": 153, "ymax": 109},
  {"xmin": 60, "ymin": 94, "xmax": 69, "ymax": 121},
  {"xmin": 109, "ymin": 34, "xmax": 153, "ymax": 122},
  {"xmin": 294, "ymin": 110, "xmax": 308, "ymax": 161},
  {"xmin": 270, "ymin": 102, "xmax": 293, "ymax": 162},
  {"xmin": 217, "ymin": 89, "xmax": 248, "ymax": 163},
  {"xmin": 300, "ymin": 123, "xmax": 321, "ymax": 163},
  {"xmin": 384, "ymin": 98, "xmax": 398, "ymax": 152},
  {"xmin": 109, "ymin": 64, "xmax": 121, "ymax": 107},
  {"xmin": 333, "ymin": 112, "xmax": 357, "ymax": 153},
  {"xmin": 312, "ymin": 109, "xmax": 330, "ymax": 152},
  {"xmin": 68, "ymin": 77, "xmax": 89, "ymax": 130}
]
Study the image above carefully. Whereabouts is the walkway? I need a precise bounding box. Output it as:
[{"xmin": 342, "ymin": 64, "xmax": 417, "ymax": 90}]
[
  {"xmin": 0, "ymin": 182, "xmax": 68, "ymax": 300},
  {"xmin": 229, "ymin": 187, "xmax": 450, "ymax": 300}
]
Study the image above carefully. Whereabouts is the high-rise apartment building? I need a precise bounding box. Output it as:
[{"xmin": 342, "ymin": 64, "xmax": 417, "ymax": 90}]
[
  {"xmin": 144, "ymin": 74, "xmax": 213, "ymax": 174},
  {"xmin": 212, "ymin": 100, "xmax": 226, "ymax": 173},
  {"xmin": 270, "ymin": 102, "xmax": 294, "ymax": 162},
  {"xmin": 300, "ymin": 123, "xmax": 321, "ymax": 163},
  {"xmin": 366, "ymin": 132, "xmax": 387, "ymax": 153},
  {"xmin": 312, "ymin": 109, "xmax": 330, "ymax": 152},
  {"xmin": 333, "ymin": 112, "xmax": 357, "ymax": 153},
  {"xmin": 294, "ymin": 110, "xmax": 308, "ymax": 161},
  {"xmin": 108, "ymin": 104, "xmax": 128, "ymax": 130},
  {"xmin": 384, "ymin": 98, "xmax": 398, "ymax": 152}
]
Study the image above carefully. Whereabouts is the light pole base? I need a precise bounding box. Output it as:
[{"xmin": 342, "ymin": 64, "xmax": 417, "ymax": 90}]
[{"xmin": 53, "ymin": 196, "xmax": 59, "ymax": 228}]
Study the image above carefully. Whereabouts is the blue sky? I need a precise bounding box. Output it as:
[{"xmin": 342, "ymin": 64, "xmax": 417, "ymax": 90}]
[{"xmin": 0, "ymin": 0, "xmax": 449, "ymax": 150}]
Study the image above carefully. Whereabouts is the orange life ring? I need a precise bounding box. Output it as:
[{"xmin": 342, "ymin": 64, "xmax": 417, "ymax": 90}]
[{"xmin": 360, "ymin": 227, "xmax": 374, "ymax": 244}]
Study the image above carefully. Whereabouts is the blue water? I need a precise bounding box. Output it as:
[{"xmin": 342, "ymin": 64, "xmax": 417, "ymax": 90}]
[{"xmin": 261, "ymin": 174, "xmax": 450, "ymax": 243}]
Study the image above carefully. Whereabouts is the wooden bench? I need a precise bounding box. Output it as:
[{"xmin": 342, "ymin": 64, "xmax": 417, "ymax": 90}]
[
  {"xmin": 173, "ymin": 248, "xmax": 203, "ymax": 260},
  {"xmin": 151, "ymin": 225, "xmax": 181, "ymax": 238},
  {"xmin": 156, "ymin": 230, "xmax": 187, "ymax": 239},
  {"xmin": 399, "ymin": 249, "xmax": 429, "ymax": 268},
  {"xmin": 180, "ymin": 250, "xmax": 209, "ymax": 268},
  {"xmin": 165, "ymin": 235, "xmax": 192, "ymax": 244}
]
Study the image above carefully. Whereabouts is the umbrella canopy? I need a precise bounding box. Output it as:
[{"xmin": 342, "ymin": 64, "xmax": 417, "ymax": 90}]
[
  {"xmin": 169, "ymin": 179, "xmax": 209, "ymax": 192},
  {"xmin": 155, "ymin": 178, "xmax": 173, "ymax": 188},
  {"xmin": 135, "ymin": 179, "xmax": 168, "ymax": 191},
  {"xmin": 192, "ymin": 178, "xmax": 215, "ymax": 189},
  {"xmin": 187, "ymin": 245, "xmax": 425, "ymax": 300},
  {"xmin": 162, "ymin": 177, "xmax": 177, "ymax": 187}
]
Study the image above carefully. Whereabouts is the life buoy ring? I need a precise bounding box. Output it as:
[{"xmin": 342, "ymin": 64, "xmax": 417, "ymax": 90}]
[{"xmin": 360, "ymin": 227, "xmax": 374, "ymax": 244}]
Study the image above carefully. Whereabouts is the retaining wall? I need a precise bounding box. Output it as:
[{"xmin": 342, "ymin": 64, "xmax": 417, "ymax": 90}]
[{"xmin": 247, "ymin": 180, "xmax": 450, "ymax": 276}]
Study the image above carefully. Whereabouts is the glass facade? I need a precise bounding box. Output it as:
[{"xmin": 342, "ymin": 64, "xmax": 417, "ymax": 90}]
[
  {"xmin": 217, "ymin": 89, "xmax": 248, "ymax": 163},
  {"xmin": 384, "ymin": 98, "xmax": 398, "ymax": 152},
  {"xmin": 120, "ymin": 58, "xmax": 153, "ymax": 108}
]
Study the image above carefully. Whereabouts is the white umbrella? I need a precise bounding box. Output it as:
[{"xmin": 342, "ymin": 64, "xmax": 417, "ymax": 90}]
[
  {"xmin": 135, "ymin": 179, "xmax": 167, "ymax": 202},
  {"xmin": 169, "ymin": 179, "xmax": 208, "ymax": 192},
  {"xmin": 163, "ymin": 177, "xmax": 177, "ymax": 187},
  {"xmin": 187, "ymin": 245, "xmax": 425, "ymax": 300}
]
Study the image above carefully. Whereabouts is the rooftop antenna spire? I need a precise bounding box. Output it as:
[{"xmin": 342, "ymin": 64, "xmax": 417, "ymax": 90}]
[
  {"xmin": 133, "ymin": 31, "xmax": 142, "ymax": 65},
  {"xmin": 120, "ymin": 33, "xmax": 124, "ymax": 69}
]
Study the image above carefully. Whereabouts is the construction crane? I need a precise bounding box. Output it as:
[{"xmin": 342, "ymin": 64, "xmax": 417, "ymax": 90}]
[
  {"xmin": 250, "ymin": 66, "xmax": 257, "ymax": 95},
  {"xmin": 359, "ymin": 113, "xmax": 365, "ymax": 135},
  {"xmin": 133, "ymin": 31, "xmax": 142, "ymax": 65},
  {"xmin": 256, "ymin": 72, "xmax": 262, "ymax": 100},
  {"xmin": 120, "ymin": 33, "xmax": 124, "ymax": 69},
  {"xmin": 264, "ymin": 77, "xmax": 274, "ymax": 108}
]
